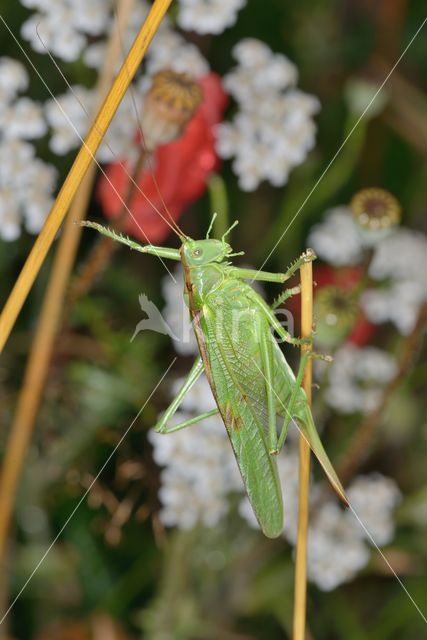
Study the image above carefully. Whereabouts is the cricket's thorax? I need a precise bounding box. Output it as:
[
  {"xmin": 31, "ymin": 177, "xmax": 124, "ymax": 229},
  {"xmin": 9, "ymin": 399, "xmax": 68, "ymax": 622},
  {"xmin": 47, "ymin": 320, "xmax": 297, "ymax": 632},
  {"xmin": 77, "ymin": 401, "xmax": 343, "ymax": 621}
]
[{"xmin": 182, "ymin": 263, "xmax": 225, "ymax": 307}]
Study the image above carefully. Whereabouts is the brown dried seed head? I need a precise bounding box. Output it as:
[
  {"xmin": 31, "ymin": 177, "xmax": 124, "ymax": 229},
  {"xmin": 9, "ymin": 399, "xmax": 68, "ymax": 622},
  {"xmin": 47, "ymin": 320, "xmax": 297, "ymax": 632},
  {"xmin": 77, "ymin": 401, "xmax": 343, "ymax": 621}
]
[
  {"xmin": 315, "ymin": 286, "xmax": 358, "ymax": 328},
  {"xmin": 141, "ymin": 70, "xmax": 203, "ymax": 150},
  {"xmin": 350, "ymin": 187, "xmax": 401, "ymax": 231}
]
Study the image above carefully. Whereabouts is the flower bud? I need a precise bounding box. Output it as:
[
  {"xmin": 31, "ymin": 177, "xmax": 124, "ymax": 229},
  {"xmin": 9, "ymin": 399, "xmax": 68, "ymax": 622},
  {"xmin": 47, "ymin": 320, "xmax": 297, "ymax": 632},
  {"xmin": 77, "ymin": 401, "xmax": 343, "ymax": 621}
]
[
  {"xmin": 350, "ymin": 188, "xmax": 401, "ymax": 245},
  {"xmin": 140, "ymin": 70, "xmax": 203, "ymax": 151},
  {"xmin": 314, "ymin": 286, "xmax": 359, "ymax": 348}
]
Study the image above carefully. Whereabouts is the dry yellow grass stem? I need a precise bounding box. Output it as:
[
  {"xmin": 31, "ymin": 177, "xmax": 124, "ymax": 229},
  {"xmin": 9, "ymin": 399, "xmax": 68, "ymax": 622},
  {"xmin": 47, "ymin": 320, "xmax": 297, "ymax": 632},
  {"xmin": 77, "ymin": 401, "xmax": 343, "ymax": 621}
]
[
  {"xmin": 293, "ymin": 259, "xmax": 313, "ymax": 640},
  {"xmin": 0, "ymin": 0, "xmax": 140, "ymax": 561},
  {"xmin": 0, "ymin": 0, "xmax": 173, "ymax": 354}
]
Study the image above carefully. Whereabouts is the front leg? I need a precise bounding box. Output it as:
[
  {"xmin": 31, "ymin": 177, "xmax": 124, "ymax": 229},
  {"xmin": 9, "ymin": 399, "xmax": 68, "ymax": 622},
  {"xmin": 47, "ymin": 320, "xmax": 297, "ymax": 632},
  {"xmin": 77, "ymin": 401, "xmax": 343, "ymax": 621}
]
[
  {"xmin": 80, "ymin": 221, "xmax": 181, "ymax": 260},
  {"xmin": 229, "ymin": 249, "xmax": 316, "ymax": 284},
  {"xmin": 157, "ymin": 409, "xmax": 220, "ymax": 434}
]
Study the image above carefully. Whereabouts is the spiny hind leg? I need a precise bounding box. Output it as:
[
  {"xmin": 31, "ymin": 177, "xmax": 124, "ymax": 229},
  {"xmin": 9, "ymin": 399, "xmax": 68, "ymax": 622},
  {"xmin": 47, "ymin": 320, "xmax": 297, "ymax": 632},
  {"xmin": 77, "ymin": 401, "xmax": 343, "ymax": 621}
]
[
  {"xmin": 282, "ymin": 248, "xmax": 316, "ymax": 282},
  {"xmin": 274, "ymin": 349, "xmax": 332, "ymax": 453},
  {"xmin": 250, "ymin": 291, "xmax": 311, "ymax": 347},
  {"xmin": 271, "ymin": 285, "xmax": 301, "ymax": 310},
  {"xmin": 155, "ymin": 357, "xmax": 219, "ymax": 433},
  {"xmin": 274, "ymin": 351, "xmax": 310, "ymax": 453}
]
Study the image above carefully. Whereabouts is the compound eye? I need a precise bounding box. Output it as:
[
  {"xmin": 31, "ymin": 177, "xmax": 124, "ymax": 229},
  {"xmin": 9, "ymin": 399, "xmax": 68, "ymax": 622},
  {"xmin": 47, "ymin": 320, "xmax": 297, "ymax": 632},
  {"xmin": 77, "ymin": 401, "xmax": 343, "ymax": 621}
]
[{"xmin": 192, "ymin": 249, "xmax": 202, "ymax": 257}]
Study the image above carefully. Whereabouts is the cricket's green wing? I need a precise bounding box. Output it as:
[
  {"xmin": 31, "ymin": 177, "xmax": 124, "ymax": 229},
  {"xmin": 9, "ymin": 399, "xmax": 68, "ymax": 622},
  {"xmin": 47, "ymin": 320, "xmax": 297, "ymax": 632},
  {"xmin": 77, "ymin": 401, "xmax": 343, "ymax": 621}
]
[
  {"xmin": 193, "ymin": 282, "xmax": 284, "ymax": 538},
  {"xmin": 272, "ymin": 342, "xmax": 348, "ymax": 505}
]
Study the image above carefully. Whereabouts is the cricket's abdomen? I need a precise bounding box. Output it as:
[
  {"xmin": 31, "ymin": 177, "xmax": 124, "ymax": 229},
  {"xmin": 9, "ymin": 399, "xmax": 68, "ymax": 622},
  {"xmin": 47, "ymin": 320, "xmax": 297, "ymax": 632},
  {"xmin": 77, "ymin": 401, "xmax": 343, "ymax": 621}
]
[{"xmin": 195, "ymin": 279, "xmax": 284, "ymax": 538}]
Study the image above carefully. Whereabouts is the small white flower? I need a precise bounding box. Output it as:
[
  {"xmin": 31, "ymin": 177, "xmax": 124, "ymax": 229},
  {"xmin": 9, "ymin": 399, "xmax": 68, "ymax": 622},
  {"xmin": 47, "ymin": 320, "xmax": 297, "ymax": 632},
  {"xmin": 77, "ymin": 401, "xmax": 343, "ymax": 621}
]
[
  {"xmin": 21, "ymin": 11, "xmax": 86, "ymax": 63},
  {"xmin": 0, "ymin": 68, "xmax": 57, "ymax": 241},
  {"xmin": 325, "ymin": 345, "xmax": 397, "ymax": 414},
  {"xmin": 145, "ymin": 28, "xmax": 209, "ymax": 79},
  {"xmin": 306, "ymin": 472, "xmax": 400, "ymax": 591},
  {"xmin": 0, "ymin": 57, "xmax": 29, "ymax": 102},
  {"xmin": 98, "ymin": 93, "xmax": 147, "ymax": 164},
  {"xmin": 360, "ymin": 229, "xmax": 427, "ymax": 334},
  {"xmin": 216, "ymin": 39, "xmax": 319, "ymax": 191},
  {"xmin": 0, "ymin": 97, "xmax": 46, "ymax": 140},
  {"xmin": 362, "ymin": 280, "xmax": 427, "ymax": 336},
  {"xmin": 177, "ymin": 0, "xmax": 247, "ymax": 36},
  {"xmin": 347, "ymin": 474, "xmax": 401, "ymax": 546},
  {"xmin": 369, "ymin": 228, "xmax": 427, "ymax": 282},
  {"xmin": 308, "ymin": 207, "xmax": 364, "ymax": 266},
  {"xmin": 0, "ymin": 191, "xmax": 21, "ymax": 241},
  {"xmin": 45, "ymin": 86, "xmax": 95, "ymax": 155},
  {"xmin": 21, "ymin": 0, "xmax": 109, "ymax": 62},
  {"xmin": 83, "ymin": 4, "xmax": 209, "ymax": 79},
  {"xmin": 307, "ymin": 502, "xmax": 369, "ymax": 591},
  {"xmin": 0, "ymin": 139, "xmax": 57, "ymax": 241},
  {"xmin": 71, "ymin": 0, "xmax": 111, "ymax": 36}
]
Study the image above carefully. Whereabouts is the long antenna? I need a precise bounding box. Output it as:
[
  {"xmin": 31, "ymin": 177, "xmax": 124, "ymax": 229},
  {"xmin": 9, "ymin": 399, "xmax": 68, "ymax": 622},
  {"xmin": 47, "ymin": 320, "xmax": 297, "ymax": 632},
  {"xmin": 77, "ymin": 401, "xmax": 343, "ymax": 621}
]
[
  {"xmin": 206, "ymin": 212, "xmax": 217, "ymax": 238},
  {"xmin": 222, "ymin": 220, "xmax": 239, "ymax": 241},
  {"xmin": 112, "ymin": 2, "xmax": 190, "ymax": 239}
]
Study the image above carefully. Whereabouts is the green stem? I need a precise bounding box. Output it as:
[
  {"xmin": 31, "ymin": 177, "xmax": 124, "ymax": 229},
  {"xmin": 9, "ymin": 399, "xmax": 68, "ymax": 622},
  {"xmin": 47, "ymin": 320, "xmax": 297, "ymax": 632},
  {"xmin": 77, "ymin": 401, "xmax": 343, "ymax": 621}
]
[{"xmin": 208, "ymin": 173, "xmax": 229, "ymax": 240}]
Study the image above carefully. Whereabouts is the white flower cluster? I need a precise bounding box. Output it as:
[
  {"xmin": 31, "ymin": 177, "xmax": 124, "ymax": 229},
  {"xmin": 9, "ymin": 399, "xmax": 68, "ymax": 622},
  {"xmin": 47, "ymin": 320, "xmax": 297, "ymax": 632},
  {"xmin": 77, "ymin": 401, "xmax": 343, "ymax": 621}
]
[
  {"xmin": 216, "ymin": 39, "xmax": 320, "ymax": 191},
  {"xmin": 308, "ymin": 207, "xmax": 427, "ymax": 334},
  {"xmin": 307, "ymin": 472, "xmax": 400, "ymax": 592},
  {"xmin": 21, "ymin": 0, "xmax": 244, "ymax": 63},
  {"xmin": 83, "ymin": 2, "xmax": 209, "ymax": 79},
  {"xmin": 325, "ymin": 344, "xmax": 398, "ymax": 415},
  {"xmin": 44, "ymin": 86, "xmax": 96, "ymax": 156},
  {"xmin": 177, "ymin": 0, "xmax": 247, "ymax": 35},
  {"xmin": 42, "ymin": 2, "xmax": 208, "ymax": 164},
  {"xmin": 148, "ymin": 374, "xmax": 242, "ymax": 529},
  {"xmin": 308, "ymin": 206, "xmax": 365, "ymax": 267},
  {"xmin": 0, "ymin": 58, "xmax": 56, "ymax": 241},
  {"xmin": 21, "ymin": 0, "xmax": 110, "ymax": 62},
  {"xmin": 240, "ymin": 454, "xmax": 401, "ymax": 591},
  {"xmin": 362, "ymin": 229, "xmax": 427, "ymax": 335},
  {"xmin": 44, "ymin": 84, "xmax": 148, "ymax": 164}
]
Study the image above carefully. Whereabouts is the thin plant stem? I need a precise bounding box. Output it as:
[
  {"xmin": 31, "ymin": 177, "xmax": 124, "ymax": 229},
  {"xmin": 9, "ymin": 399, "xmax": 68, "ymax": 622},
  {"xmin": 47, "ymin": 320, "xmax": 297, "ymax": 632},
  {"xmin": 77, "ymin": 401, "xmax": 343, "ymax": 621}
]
[
  {"xmin": 0, "ymin": 0, "xmax": 137, "ymax": 564},
  {"xmin": 65, "ymin": 147, "xmax": 147, "ymax": 311},
  {"xmin": 208, "ymin": 173, "xmax": 229, "ymax": 240},
  {"xmin": 0, "ymin": 0, "xmax": 173, "ymax": 354},
  {"xmin": 293, "ymin": 259, "xmax": 313, "ymax": 640},
  {"xmin": 338, "ymin": 300, "xmax": 427, "ymax": 485}
]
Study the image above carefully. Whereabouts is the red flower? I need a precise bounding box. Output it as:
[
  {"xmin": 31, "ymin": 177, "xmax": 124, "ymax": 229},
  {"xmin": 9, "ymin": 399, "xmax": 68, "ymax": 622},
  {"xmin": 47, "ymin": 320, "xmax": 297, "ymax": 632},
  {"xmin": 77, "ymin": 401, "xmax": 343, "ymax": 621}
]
[
  {"xmin": 287, "ymin": 264, "xmax": 375, "ymax": 347},
  {"xmin": 97, "ymin": 73, "xmax": 228, "ymax": 243}
]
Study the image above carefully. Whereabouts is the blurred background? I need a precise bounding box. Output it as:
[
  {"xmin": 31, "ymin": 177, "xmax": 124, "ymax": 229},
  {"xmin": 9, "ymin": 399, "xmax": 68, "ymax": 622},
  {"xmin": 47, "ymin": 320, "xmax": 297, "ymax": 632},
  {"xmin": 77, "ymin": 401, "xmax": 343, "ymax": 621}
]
[{"xmin": 1, "ymin": 0, "xmax": 427, "ymax": 638}]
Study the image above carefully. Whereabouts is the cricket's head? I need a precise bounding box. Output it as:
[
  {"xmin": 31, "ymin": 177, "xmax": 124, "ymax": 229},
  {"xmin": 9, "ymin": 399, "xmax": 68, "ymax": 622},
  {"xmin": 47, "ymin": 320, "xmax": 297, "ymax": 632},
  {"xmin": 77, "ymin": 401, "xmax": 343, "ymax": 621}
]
[
  {"xmin": 181, "ymin": 238, "xmax": 233, "ymax": 266},
  {"xmin": 180, "ymin": 216, "xmax": 244, "ymax": 266}
]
